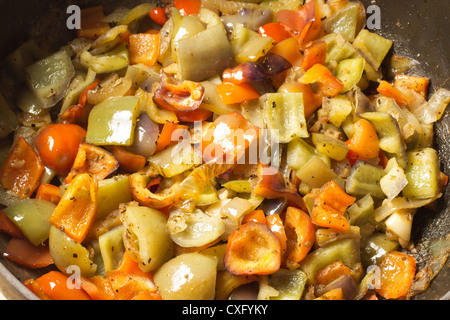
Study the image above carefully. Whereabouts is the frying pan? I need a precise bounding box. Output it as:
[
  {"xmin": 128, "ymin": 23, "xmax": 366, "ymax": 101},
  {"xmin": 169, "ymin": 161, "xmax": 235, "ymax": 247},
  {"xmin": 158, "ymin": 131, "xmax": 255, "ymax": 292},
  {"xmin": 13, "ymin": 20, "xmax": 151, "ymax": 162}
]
[{"xmin": 0, "ymin": 0, "xmax": 449, "ymax": 300}]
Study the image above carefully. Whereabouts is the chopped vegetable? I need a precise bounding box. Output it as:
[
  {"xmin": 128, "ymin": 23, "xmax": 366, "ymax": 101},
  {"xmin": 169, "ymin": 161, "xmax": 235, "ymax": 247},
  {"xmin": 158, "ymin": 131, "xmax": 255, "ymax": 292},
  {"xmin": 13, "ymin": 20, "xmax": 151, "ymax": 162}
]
[
  {"xmin": 224, "ymin": 221, "xmax": 281, "ymax": 276},
  {"xmin": 33, "ymin": 271, "xmax": 91, "ymax": 300},
  {"xmin": 50, "ymin": 173, "xmax": 98, "ymax": 243},
  {"xmin": 4, "ymin": 238, "xmax": 53, "ymax": 269},
  {"xmin": 0, "ymin": 137, "xmax": 45, "ymax": 198},
  {"xmin": 129, "ymin": 33, "xmax": 160, "ymax": 66},
  {"xmin": 284, "ymin": 207, "xmax": 315, "ymax": 267},
  {"xmin": 375, "ymin": 251, "xmax": 416, "ymax": 299},
  {"xmin": 35, "ymin": 123, "xmax": 87, "ymax": 175}
]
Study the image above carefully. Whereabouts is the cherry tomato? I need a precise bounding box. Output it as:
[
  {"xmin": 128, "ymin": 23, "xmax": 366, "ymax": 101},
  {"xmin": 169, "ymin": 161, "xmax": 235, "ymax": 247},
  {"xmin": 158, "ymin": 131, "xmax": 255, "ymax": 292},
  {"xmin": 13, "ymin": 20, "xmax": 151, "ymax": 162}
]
[
  {"xmin": 149, "ymin": 7, "xmax": 167, "ymax": 25},
  {"xmin": 35, "ymin": 123, "xmax": 87, "ymax": 175}
]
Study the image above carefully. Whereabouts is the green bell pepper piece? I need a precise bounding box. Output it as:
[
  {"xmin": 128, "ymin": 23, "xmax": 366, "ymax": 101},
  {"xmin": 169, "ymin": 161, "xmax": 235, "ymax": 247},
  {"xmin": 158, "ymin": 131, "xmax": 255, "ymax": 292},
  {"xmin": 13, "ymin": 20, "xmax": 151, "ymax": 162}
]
[
  {"xmin": 345, "ymin": 160, "xmax": 385, "ymax": 199},
  {"xmin": 97, "ymin": 175, "xmax": 132, "ymax": 219},
  {"xmin": 402, "ymin": 148, "xmax": 441, "ymax": 199},
  {"xmin": 360, "ymin": 112, "xmax": 407, "ymax": 168},
  {"xmin": 287, "ymin": 137, "xmax": 330, "ymax": 170},
  {"xmin": 175, "ymin": 23, "xmax": 234, "ymax": 82},
  {"xmin": 262, "ymin": 92, "xmax": 309, "ymax": 143},
  {"xmin": 336, "ymin": 57, "xmax": 365, "ymax": 93},
  {"xmin": 80, "ymin": 43, "xmax": 129, "ymax": 74},
  {"xmin": 25, "ymin": 50, "xmax": 75, "ymax": 109},
  {"xmin": 296, "ymin": 157, "xmax": 344, "ymax": 190},
  {"xmin": 323, "ymin": 2, "xmax": 361, "ymax": 42},
  {"xmin": 361, "ymin": 232, "xmax": 399, "ymax": 267},
  {"xmin": 347, "ymin": 194, "xmax": 376, "ymax": 226},
  {"xmin": 86, "ymin": 96, "xmax": 140, "ymax": 146},
  {"xmin": 266, "ymin": 269, "xmax": 307, "ymax": 300},
  {"xmin": 353, "ymin": 29, "xmax": 393, "ymax": 70},
  {"xmin": 312, "ymin": 133, "xmax": 349, "ymax": 161},
  {"xmin": 299, "ymin": 239, "xmax": 360, "ymax": 285},
  {"xmin": 4, "ymin": 199, "xmax": 56, "ymax": 246},
  {"xmin": 99, "ymin": 225, "xmax": 125, "ymax": 273}
]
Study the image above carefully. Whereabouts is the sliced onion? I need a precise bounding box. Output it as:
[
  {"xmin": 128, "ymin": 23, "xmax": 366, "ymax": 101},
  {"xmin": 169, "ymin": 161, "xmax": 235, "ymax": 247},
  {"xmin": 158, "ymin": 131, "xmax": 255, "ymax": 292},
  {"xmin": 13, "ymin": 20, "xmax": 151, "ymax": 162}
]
[
  {"xmin": 125, "ymin": 112, "xmax": 159, "ymax": 158},
  {"xmin": 384, "ymin": 209, "xmax": 414, "ymax": 244},
  {"xmin": 421, "ymin": 88, "xmax": 450, "ymax": 124},
  {"xmin": 374, "ymin": 194, "xmax": 441, "ymax": 222},
  {"xmin": 167, "ymin": 208, "xmax": 225, "ymax": 248}
]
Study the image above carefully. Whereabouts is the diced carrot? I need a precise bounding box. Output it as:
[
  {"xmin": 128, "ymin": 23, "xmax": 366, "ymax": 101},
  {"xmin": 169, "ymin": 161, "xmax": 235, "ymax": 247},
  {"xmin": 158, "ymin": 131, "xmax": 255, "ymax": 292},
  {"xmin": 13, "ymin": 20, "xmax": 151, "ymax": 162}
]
[
  {"xmin": 270, "ymin": 37, "xmax": 303, "ymax": 67},
  {"xmin": 0, "ymin": 212, "xmax": 24, "ymax": 238},
  {"xmin": 224, "ymin": 221, "xmax": 281, "ymax": 276},
  {"xmin": 76, "ymin": 6, "xmax": 110, "ymax": 40},
  {"xmin": 111, "ymin": 146, "xmax": 146, "ymax": 173},
  {"xmin": 129, "ymin": 33, "xmax": 160, "ymax": 66},
  {"xmin": 155, "ymin": 121, "xmax": 189, "ymax": 153},
  {"xmin": 4, "ymin": 238, "xmax": 53, "ymax": 269},
  {"xmin": 283, "ymin": 207, "xmax": 315, "ymax": 266},
  {"xmin": 35, "ymin": 271, "xmax": 91, "ymax": 300},
  {"xmin": 65, "ymin": 142, "xmax": 119, "ymax": 184},
  {"xmin": 345, "ymin": 118, "xmax": 380, "ymax": 160},
  {"xmin": 265, "ymin": 213, "xmax": 287, "ymax": 257},
  {"xmin": 36, "ymin": 183, "xmax": 61, "ymax": 205},
  {"xmin": 311, "ymin": 180, "xmax": 355, "ymax": 231},
  {"xmin": 315, "ymin": 261, "xmax": 353, "ymax": 285},
  {"xmin": 300, "ymin": 64, "xmax": 344, "ymax": 97},
  {"xmin": 259, "ymin": 22, "xmax": 292, "ymax": 43},
  {"xmin": 300, "ymin": 40, "xmax": 327, "ymax": 71},
  {"xmin": 217, "ymin": 82, "xmax": 260, "ymax": 105},
  {"xmin": 375, "ymin": 251, "xmax": 416, "ymax": 299},
  {"xmin": 50, "ymin": 173, "xmax": 98, "ymax": 243},
  {"xmin": 377, "ymin": 80, "xmax": 408, "ymax": 105},
  {"xmin": 0, "ymin": 137, "xmax": 45, "ymax": 198},
  {"xmin": 394, "ymin": 74, "xmax": 430, "ymax": 99},
  {"xmin": 242, "ymin": 209, "xmax": 267, "ymax": 225}
]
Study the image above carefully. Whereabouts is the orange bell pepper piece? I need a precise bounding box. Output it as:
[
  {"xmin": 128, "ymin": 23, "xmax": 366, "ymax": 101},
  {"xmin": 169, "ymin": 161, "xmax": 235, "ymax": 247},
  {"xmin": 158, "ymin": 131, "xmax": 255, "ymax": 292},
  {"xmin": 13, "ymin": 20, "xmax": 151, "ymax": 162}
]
[
  {"xmin": 375, "ymin": 251, "xmax": 416, "ymax": 299},
  {"xmin": 173, "ymin": 0, "xmax": 201, "ymax": 16},
  {"xmin": 50, "ymin": 173, "xmax": 98, "ymax": 243},
  {"xmin": 217, "ymin": 82, "xmax": 260, "ymax": 105},
  {"xmin": 149, "ymin": 7, "xmax": 167, "ymax": 25},
  {"xmin": 65, "ymin": 142, "xmax": 119, "ymax": 184},
  {"xmin": 4, "ymin": 238, "xmax": 53, "ymax": 269},
  {"xmin": 315, "ymin": 261, "xmax": 354, "ymax": 285},
  {"xmin": 36, "ymin": 183, "xmax": 61, "ymax": 205},
  {"xmin": 283, "ymin": 207, "xmax": 315, "ymax": 266},
  {"xmin": 35, "ymin": 271, "xmax": 91, "ymax": 300},
  {"xmin": 300, "ymin": 40, "xmax": 327, "ymax": 71},
  {"xmin": 201, "ymin": 111, "xmax": 260, "ymax": 164},
  {"xmin": 345, "ymin": 118, "xmax": 380, "ymax": 160},
  {"xmin": 394, "ymin": 74, "xmax": 430, "ymax": 100},
  {"xmin": 270, "ymin": 37, "xmax": 303, "ymax": 67},
  {"xmin": 259, "ymin": 22, "xmax": 292, "ymax": 43},
  {"xmin": 155, "ymin": 121, "xmax": 189, "ymax": 153},
  {"xmin": 377, "ymin": 80, "xmax": 408, "ymax": 105},
  {"xmin": 242, "ymin": 209, "xmax": 267, "ymax": 225},
  {"xmin": 265, "ymin": 213, "xmax": 287, "ymax": 257},
  {"xmin": 311, "ymin": 180, "xmax": 355, "ymax": 231},
  {"xmin": 106, "ymin": 271, "xmax": 160, "ymax": 300},
  {"xmin": 0, "ymin": 137, "xmax": 45, "ymax": 198},
  {"xmin": 129, "ymin": 33, "xmax": 160, "ymax": 66},
  {"xmin": 76, "ymin": 6, "xmax": 110, "ymax": 40},
  {"xmin": 80, "ymin": 275, "xmax": 116, "ymax": 300},
  {"xmin": 175, "ymin": 108, "xmax": 213, "ymax": 122},
  {"xmin": 111, "ymin": 146, "xmax": 146, "ymax": 173},
  {"xmin": 224, "ymin": 221, "xmax": 281, "ymax": 276},
  {"xmin": 0, "ymin": 212, "xmax": 24, "ymax": 238},
  {"xmin": 300, "ymin": 63, "xmax": 344, "ymax": 97}
]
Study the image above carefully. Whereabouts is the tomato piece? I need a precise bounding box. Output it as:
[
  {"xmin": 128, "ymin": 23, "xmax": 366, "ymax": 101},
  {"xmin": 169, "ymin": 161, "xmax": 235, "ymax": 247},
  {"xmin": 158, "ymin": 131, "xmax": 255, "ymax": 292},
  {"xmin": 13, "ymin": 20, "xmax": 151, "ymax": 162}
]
[
  {"xmin": 35, "ymin": 123, "xmax": 87, "ymax": 175},
  {"xmin": 0, "ymin": 137, "xmax": 45, "ymax": 198},
  {"xmin": 154, "ymin": 80, "xmax": 205, "ymax": 112}
]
